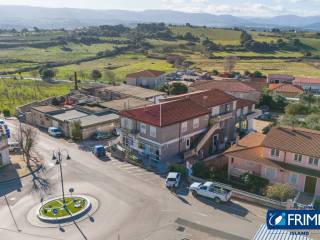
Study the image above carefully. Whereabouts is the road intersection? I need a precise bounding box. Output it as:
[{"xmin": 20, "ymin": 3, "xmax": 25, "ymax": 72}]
[{"xmin": 0, "ymin": 120, "xmax": 267, "ymax": 240}]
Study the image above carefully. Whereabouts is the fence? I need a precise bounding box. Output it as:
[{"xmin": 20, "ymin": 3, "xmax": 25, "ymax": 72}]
[{"xmin": 188, "ymin": 175, "xmax": 288, "ymax": 209}]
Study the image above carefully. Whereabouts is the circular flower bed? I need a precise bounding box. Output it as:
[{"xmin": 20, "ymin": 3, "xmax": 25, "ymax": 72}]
[{"xmin": 38, "ymin": 196, "xmax": 91, "ymax": 223}]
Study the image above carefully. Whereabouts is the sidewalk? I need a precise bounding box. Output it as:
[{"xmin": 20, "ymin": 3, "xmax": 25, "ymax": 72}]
[{"xmin": 0, "ymin": 154, "xmax": 41, "ymax": 182}]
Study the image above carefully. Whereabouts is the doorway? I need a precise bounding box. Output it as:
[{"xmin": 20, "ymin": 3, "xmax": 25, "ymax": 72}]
[{"xmin": 304, "ymin": 176, "xmax": 317, "ymax": 194}]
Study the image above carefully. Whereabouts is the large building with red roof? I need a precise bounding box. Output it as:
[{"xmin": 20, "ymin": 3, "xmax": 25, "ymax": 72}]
[
  {"xmin": 120, "ymin": 89, "xmax": 242, "ymax": 172},
  {"xmin": 225, "ymin": 126, "xmax": 320, "ymax": 199}
]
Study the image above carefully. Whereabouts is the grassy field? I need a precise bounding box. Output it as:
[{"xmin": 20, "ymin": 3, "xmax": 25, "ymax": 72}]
[
  {"xmin": 170, "ymin": 26, "xmax": 242, "ymax": 45},
  {"xmin": 190, "ymin": 54, "xmax": 320, "ymax": 77},
  {"xmin": 51, "ymin": 53, "xmax": 176, "ymax": 81},
  {"xmin": 0, "ymin": 79, "xmax": 71, "ymax": 114},
  {"xmin": 0, "ymin": 42, "xmax": 117, "ymax": 63}
]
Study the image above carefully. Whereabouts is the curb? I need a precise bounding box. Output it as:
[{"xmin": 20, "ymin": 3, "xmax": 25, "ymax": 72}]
[{"xmin": 0, "ymin": 164, "xmax": 43, "ymax": 184}]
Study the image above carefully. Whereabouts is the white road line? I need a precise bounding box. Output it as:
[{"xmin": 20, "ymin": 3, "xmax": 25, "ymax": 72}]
[
  {"xmin": 120, "ymin": 166, "xmax": 140, "ymax": 170},
  {"xmin": 194, "ymin": 212, "xmax": 208, "ymax": 217}
]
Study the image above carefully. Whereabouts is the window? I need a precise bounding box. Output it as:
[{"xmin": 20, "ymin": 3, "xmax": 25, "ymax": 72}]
[
  {"xmin": 294, "ymin": 154, "xmax": 302, "ymax": 163},
  {"xmin": 150, "ymin": 126, "xmax": 156, "ymax": 138},
  {"xmin": 193, "ymin": 118, "xmax": 199, "ymax": 129},
  {"xmin": 266, "ymin": 167, "xmax": 276, "ymax": 179},
  {"xmin": 121, "ymin": 117, "xmax": 132, "ymax": 129},
  {"xmin": 121, "ymin": 118, "xmax": 126, "ymax": 128},
  {"xmin": 271, "ymin": 148, "xmax": 280, "ymax": 157},
  {"xmin": 289, "ymin": 173, "xmax": 299, "ymax": 185},
  {"xmin": 309, "ymin": 157, "xmax": 319, "ymax": 166},
  {"xmin": 226, "ymin": 104, "xmax": 231, "ymax": 112},
  {"xmin": 181, "ymin": 121, "xmax": 187, "ymax": 133},
  {"xmin": 211, "ymin": 106, "xmax": 219, "ymax": 116},
  {"xmin": 140, "ymin": 123, "xmax": 147, "ymax": 134}
]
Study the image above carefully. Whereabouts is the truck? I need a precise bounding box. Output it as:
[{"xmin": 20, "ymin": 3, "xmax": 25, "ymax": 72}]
[{"xmin": 189, "ymin": 181, "xmax": 232, "ymax": 203}]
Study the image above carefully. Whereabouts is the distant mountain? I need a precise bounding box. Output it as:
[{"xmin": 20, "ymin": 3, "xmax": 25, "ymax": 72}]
[{"xmin": 0, "ymin": 5, "xmax": 319, "ymax": 30}]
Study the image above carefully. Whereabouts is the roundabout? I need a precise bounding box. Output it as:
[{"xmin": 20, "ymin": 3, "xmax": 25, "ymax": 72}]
[
  {"xmin": 38, "ymin": 195, "xmax": 91, "ymax": 223},
  {"xmin": 27, "ymin": 194, "xmax": 99, "ymax": 226}
]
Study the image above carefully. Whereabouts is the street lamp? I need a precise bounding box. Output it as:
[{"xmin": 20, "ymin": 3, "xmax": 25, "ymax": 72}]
[{"xmin": 52, "ymin": 149, "xmax": 71, "ymax": 203}]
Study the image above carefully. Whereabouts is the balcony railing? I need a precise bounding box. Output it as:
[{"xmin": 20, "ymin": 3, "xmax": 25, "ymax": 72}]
[{"xmin": 211, "ymin": 111, "xmax": 234, "ymax": 122}]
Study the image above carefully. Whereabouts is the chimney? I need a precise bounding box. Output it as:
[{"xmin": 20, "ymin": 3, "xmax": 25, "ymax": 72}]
[
  {"xmin": 202, "ymin": 95, "xmax": 208, "ymax": 106},
  {"xmin": 74, "ymin": 72, "xmax": 78, "ymax": 90}
]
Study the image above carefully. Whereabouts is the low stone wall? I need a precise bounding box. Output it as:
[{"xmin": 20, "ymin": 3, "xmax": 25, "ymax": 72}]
[{"xmin": 188, "ymin": 175, "xmax": 287, "ymax": 209}]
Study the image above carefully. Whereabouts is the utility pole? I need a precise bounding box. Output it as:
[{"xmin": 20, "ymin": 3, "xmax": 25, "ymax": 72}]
[{"xmin": 74, "ymin": 72, "xmax": 78, "ymax": 90}]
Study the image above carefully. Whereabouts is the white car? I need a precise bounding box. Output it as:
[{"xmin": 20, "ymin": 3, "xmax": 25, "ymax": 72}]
[
  {"xmin": 48, "ymin": 127, "xmax": 62, "ymax": 137},
  {"xmin": 190, "ymin": 181, "xmax": 232, "ymax": 203},
  {"xmin": 165, "ymin": 172, "xmax": 181, "ymax": 188}
]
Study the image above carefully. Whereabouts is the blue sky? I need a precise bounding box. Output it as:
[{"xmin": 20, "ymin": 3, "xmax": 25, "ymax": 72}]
[{"xmin": 0, "ymin": 0, "xmax": 319, "ymax": 16}]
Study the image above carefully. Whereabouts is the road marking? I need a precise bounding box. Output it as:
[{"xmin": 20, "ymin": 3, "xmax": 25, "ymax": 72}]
[
  {"xmin": 194, "ymin": 212, "xmax": 208, "ymax": 217},
  {"xmin": 120, "ymin": 166, "xmax": 140, "ymax": 170}
]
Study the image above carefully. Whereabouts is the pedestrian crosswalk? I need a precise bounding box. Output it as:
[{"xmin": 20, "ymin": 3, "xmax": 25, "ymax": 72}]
[{"xmin": 106, "ymin": 158, "xmax": 165, "ymax": 186}]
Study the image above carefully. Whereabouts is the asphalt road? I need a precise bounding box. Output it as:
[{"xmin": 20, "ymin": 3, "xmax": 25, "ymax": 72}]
[{"xmin": 0, "ymin": 120, "xmax": 267, "ymax": 240}]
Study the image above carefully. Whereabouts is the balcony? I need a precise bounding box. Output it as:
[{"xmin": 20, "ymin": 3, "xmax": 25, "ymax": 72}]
[
  {"xmin": 211, "ymin": 111, "xmax": 234, "ymax": 123},
  {"xmin": 121, "ymin": 128, "xmax": 140, "ymax": 135}
]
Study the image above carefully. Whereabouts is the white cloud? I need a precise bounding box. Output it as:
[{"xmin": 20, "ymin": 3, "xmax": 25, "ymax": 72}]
[{"xmin": 161, "ymin": 0, "xmax": 319, "ymax": 16}]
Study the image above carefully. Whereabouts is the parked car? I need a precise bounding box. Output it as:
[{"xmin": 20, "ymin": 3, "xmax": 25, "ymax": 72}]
[
  {"xmin": 48, "ymin": 127, "xmax": 62, "ymax": 137},
  {"xmin": 0, "ymin": 119, "xmax": 5, "ymax": 125},
  {"xmin": 93, "ymin": 145, "xmax": 106, "ymax": 157},
  {"xmin": 189, "ymin": 181, "xmax": 232, "ymax": 203},
  {"xmin": 8, "ymin": 142, "xmax": 21, "ymax": 153},
  {"xmin": 165, "ymin": 172, "xmax": 181, "ymax": 188},
  {"xmin": 259, "ymin": 112, "xmax": 272, "ymax": 121},
  {"xmin": 92, "ymin": 131, "xmax": 113, "ymax": 141}
]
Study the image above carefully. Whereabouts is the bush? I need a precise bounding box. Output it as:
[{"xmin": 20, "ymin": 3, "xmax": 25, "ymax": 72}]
[
  {"xmin": 266, "ymin": 183, "xmax": 296, "ymax": 202},
  {"xmin": 240, "ymin": 173, "xmax": 269, "ymax": 194},
  {"xmin": 192, "ymin": 162, "xmax": 214, "ymax": 179},
  {"xmin": 170, "ymin": 164, "xmax": 187, "ymax": 176},
  {"xmin": 2, "ymin": 109, "xmax": 10, "ymax": 117}
]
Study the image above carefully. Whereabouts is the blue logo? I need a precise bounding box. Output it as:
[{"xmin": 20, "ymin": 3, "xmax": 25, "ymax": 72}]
[{"xmin": 267, "ymin": 210, "xmax": 320, "ymax": 230}]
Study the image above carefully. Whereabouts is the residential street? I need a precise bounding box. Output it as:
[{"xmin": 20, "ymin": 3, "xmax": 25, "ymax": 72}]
[{"xmin": 0, "ymin": 120, "xmax": 267, "ymax": 240}]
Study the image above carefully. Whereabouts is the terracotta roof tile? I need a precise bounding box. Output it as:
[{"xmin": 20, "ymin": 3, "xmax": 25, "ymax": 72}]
[
  {"xmin": 126, "ymin": 70, "xmax": 165, "ymax": 78},
  {"xmin": 120, "ymin": 98, "xmax": 208, "ymax": 127},
  {"xmin": 262, "ymin": 126, "xmax": 320, "ymax": 158},
  {"xmin": 225, "ymin": 132, "xmax": 266, "ymax": 154},
  {"xmin": 293, "ymin": 77, "xmax": 320, "ymax": 85},
  {"xmin": 189, "ymin": 80, "xmax": 257, "ymax": 93},
  {"xmin": 236, "ymin": 99, "xmax": 256, "ymax": 110},
  {"xmin": 268, "ymin": 83, "xmax": 304, "ymax": 93},
  {"xmin": 164, "ymin": 89, "xmax": 236, "ymax": 108}
]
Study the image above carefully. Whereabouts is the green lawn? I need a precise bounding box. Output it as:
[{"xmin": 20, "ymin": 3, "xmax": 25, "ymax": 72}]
[{"xmin": 40, "ymin": 197, "xmax": 87, "ymax": 218}]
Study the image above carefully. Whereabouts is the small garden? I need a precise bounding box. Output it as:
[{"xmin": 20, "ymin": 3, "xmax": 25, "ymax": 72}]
[
  {"xmin": 39, "ymin": 197, "xmax": 87, "ymax": 218},
  {"xmin": 191, "ymin": 162, "xmax": 296, "ymax": 202}
]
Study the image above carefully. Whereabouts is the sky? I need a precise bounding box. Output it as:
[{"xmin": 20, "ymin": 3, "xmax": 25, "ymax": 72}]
[{"xmin": 0, "ymin": 0, "xmax": 319, "ymax": 17}]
